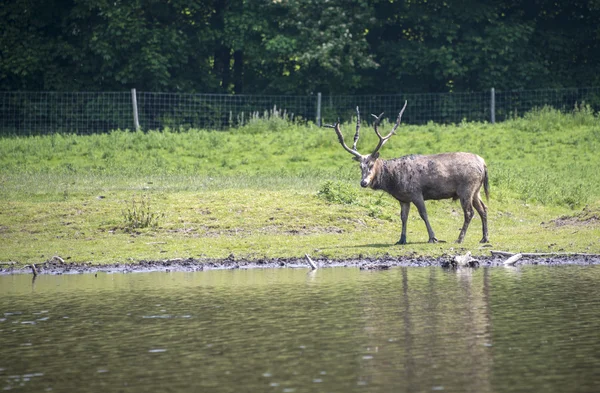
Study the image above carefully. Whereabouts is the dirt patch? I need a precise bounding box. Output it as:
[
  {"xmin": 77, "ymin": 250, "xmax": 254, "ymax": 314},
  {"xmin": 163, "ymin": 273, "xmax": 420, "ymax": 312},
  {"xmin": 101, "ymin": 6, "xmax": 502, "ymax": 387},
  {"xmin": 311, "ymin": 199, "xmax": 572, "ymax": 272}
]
[
  {"xmin": 3, "ymin": 254, "xmax": 600, "ymax": 276},
  {"xmin": 546, "ymin": 205, "xmax": 600, "ymax": 227}
]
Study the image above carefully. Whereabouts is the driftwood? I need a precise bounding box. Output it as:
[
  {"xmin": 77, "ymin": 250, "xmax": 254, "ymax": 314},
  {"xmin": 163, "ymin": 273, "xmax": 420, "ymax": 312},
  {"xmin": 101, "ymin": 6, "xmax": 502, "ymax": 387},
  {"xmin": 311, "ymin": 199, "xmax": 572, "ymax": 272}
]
[
  {"xmin": 0, "ymin": 261, "xmax": 17, "ymax": 265},
  {"xmin": 50, "ymin": 255, "xmax": 65, "ymax": 264},
  {"xmin": 305, "ymin": 254, "xmax": 318, "ymax": 270},
  {"xmin": 503, "ymin": 253, "xmax": 523, "ymax": 266},
  {"xmin": 491, "ymin": 250, "xmax": 600, "ymax": 258},
  {"xmin": 28, "ymin": 264, "xmax": 39, "ymax": 276}
]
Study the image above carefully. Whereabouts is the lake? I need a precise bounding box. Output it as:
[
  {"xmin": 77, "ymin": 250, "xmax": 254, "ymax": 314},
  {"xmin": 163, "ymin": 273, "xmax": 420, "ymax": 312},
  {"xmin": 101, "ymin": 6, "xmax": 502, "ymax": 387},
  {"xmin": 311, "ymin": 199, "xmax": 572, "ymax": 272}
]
[{"xmin": 1, "ymin": 265, "xmax": 599, "ymax": 392}]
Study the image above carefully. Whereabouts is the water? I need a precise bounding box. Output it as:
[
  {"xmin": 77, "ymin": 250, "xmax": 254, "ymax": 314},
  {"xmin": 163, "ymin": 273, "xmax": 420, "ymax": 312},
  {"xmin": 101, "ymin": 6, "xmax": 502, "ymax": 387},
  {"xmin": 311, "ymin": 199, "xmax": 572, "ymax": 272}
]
[{"xmin": 1, "ymin": 266, "xmax": 599, "ymax": 392}]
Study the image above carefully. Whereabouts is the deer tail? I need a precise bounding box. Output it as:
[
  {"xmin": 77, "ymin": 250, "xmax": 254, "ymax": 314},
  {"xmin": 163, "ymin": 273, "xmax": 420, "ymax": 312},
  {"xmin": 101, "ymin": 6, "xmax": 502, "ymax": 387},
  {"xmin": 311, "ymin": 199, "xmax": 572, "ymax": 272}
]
[{"xmin": 483, "ymin": 165, "xmax": 489, "ymax": 201}]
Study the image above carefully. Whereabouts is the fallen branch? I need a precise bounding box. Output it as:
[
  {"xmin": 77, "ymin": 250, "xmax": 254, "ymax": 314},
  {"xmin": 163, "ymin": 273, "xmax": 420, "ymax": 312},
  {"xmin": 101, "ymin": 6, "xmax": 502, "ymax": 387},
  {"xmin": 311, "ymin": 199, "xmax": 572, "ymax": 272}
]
[
  {"xmin": 28, "ymin": 264, "xmax": 39, "ymax": 276},
  {"xmin": 49, "ymin": 255, "xmax": 65, "ymax": 264},
  {"xmin": 305, "ymin": 254, "xmax": 318, "ymax": 270},
  {"xmin": 503, "ymin": 253, "xmax": 523, "ymax": 266},
  {"xmin": 0, "ymin": 261, "xmax": 17, "ymax": 265},
  {"xmin": 491, "ymin": 250, "xmax": 600, "ymax": 258}
]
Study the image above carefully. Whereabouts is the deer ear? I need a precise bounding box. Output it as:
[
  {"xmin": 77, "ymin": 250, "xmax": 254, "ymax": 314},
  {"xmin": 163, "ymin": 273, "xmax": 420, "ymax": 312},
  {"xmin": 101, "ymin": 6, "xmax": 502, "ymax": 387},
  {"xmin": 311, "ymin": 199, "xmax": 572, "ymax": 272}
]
[{"xmin": 352, "ymin": 156, "xmax": 360, "ymax": 162}]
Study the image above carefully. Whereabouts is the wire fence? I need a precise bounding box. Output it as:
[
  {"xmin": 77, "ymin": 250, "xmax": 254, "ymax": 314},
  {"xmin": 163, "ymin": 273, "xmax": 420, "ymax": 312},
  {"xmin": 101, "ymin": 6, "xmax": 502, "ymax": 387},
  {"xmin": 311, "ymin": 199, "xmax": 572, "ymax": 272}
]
[
  {"xmin": 136, "ymin": 92, "xmax": 317, "ymax": 131},
  {"xmin": 1, "ymin": 87, "xmax": 599, "ymax": 135},
  {"xmin": 324, "ymin": 90, "xmax": 493, "ymax": 125}
]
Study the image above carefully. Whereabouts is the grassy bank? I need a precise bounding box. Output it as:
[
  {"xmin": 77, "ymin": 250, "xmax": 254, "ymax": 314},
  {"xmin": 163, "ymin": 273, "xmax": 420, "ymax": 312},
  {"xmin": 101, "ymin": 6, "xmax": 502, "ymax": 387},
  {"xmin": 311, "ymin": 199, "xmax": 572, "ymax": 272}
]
[{"xmin": 1, "ymin": 107, "xmax": 599, "ymax": 265}]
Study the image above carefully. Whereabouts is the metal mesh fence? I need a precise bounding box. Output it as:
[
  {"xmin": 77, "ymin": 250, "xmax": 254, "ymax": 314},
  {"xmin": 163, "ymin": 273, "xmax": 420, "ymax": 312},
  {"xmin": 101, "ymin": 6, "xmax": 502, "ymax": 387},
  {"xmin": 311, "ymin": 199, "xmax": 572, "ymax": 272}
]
[
  {"xmin": 1, "ymin": 87, "xmax": 599, "ymax": 136},
  {"xmin": 136, "ymin": 92, "xmax": 317, "ymax": 131},
  {"xmin": 322, "ymin": 91, "xmax": 492, "ymax": 125},
  {"xmin": 0, "ymin": 91, "xmax": 132, "ymax": 135},
  {"xmin": 494, "ymin": 87, "xmax": 600, "ymax": 121}
]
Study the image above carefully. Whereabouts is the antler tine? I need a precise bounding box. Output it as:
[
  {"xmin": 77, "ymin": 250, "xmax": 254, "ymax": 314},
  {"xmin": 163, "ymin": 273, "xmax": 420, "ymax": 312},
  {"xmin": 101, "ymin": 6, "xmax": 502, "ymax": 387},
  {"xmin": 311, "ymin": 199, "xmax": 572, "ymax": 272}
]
[
  {"xmin": 370, "ymin": 100, "xmax": 408, "ymax": 156},
  {"xmin": 371, "ymin": 112, "xmax": 385, "ymax": 139},
  {"xmin": 352, "ymin": 106, "xmax": 360, "ymax": 151},
  {"xmin": 389, "ymin": 100, "xmax": 408, "ymax": 135},
  {"xmin": 323, "ymin": 121, "xmax": 363, "ymax": 159}
]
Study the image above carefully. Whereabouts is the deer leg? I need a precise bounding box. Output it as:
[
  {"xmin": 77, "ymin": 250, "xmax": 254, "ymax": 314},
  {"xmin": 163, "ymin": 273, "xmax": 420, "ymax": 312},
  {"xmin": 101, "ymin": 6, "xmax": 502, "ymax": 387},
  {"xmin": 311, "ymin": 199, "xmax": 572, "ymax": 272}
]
[
  {"xmin": 473, "ymin": 195, "xmax": 489, "ymax": 243},
  {"xmin": 412, "ymin": 198, "xmax": 438, "ymax": 243},
  {"xmin": 397, "ymin": 202, "xmax": 411, "ymax": 245},
  {"xmin": 457, "ymin": 197, "xmax": 475, "ymax": 243}
]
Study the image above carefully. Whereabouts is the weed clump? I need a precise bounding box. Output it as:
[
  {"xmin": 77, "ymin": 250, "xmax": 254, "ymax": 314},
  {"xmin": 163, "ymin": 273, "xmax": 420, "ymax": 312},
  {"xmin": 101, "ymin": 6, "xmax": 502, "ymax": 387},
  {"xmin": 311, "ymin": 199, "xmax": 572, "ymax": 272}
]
[
  {"xmin": 238, "ymin": 105, "xmax": 296, "ymax": 134},
  {"xmin": 121, "ymin": 195, "xmax": 164, "ymax": 231},
  {"xmin": 317, "ymin": 181, "xmax": 359, "ymax": 205}
]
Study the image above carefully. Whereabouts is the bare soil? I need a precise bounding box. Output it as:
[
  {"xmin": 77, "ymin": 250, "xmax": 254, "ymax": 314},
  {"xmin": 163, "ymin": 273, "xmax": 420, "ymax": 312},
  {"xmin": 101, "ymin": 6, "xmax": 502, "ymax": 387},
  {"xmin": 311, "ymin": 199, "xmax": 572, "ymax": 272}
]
[
  {"xmin": 545, "ymin": 205, "xmax": 600, "ymax": 227},
  {"xmin": 3, "ymin": 254, "xmax": 600, "ymax": 275}
]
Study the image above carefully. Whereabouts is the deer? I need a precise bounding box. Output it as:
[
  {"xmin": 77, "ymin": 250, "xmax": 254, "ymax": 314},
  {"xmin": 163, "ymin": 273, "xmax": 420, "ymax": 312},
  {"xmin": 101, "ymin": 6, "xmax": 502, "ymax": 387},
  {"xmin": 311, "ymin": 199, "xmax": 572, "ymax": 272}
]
[{"xmin": 324, "ymin": 101, "xmax": 489, "ymax": 244}]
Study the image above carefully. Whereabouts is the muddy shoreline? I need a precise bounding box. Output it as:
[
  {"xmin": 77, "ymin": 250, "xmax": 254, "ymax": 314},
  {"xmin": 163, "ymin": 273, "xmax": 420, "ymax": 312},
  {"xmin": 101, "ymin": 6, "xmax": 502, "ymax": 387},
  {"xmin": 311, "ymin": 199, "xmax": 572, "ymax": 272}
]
[{"xmin": 3, "ymin": 254, "xmax": 600, "ymax": 275}]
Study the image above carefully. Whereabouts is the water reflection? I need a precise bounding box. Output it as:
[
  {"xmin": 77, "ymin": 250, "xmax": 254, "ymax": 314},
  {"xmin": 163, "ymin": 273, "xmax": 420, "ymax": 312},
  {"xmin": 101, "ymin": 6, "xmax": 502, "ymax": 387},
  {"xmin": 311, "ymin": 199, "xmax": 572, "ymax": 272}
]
[
  {"xmin": 355, "ymin": 267, "xmax": 495, "ymax": 392},
  {"xmin": 1, "ymin": 266, "xmax": 600, "ymax": 392}
]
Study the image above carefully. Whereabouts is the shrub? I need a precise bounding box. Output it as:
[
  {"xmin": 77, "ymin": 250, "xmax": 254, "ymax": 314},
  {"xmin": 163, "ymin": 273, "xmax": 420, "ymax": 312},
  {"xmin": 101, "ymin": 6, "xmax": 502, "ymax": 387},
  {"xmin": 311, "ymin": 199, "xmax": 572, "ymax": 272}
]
[{"xmin": 317, "ymin": 180, "xmax": 359, "ymax": 205}]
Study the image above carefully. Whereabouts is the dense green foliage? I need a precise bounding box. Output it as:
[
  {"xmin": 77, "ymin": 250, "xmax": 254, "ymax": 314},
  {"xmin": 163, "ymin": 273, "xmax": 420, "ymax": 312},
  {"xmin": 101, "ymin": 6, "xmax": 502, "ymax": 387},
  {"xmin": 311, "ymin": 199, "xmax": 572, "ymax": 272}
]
[{"xmin": 2, "ymin": 0, "xmax": 599, "ymax": 94}]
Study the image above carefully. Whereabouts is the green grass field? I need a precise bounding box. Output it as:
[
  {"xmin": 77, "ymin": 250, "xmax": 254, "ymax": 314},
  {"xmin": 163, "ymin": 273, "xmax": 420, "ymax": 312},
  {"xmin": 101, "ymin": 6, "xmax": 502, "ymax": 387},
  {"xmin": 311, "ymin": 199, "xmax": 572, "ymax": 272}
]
[{"xmin": 1, "ymin": 106, "xmax": 599, "ymax": 265}]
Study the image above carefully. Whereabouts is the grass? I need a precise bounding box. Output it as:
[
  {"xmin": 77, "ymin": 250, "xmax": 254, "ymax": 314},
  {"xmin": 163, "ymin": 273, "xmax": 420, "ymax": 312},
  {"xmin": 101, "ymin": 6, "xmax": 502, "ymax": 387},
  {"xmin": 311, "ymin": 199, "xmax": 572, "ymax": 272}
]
[{"xmin": 1, "ymin": 105, "xmax": 599, "ymax": 265}]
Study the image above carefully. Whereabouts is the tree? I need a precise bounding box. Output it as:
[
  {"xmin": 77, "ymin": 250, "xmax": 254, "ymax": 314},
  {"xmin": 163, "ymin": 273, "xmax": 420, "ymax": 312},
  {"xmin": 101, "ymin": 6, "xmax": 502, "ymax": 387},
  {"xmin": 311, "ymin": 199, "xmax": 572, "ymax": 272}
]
[
  {"xmin": 368, "ymin": 0, "xmax": 546, "ymax": 93},
  {"xmin": 258, "ymin": 0, "xmax": 378, "ymax": 94},
  {"xmin": 0, "ymin": 0, "xmax": 216, "ymax": 91},
  {"xmin": 1, "ymin": 0, "xmax": 599, "ymax": 93},
  {"xmin": 0, "ymin": 0, "xmax": 76, "ymax": 90},
  {"xmin": 368, "ymin": 0, "xmax": 600, "ymax": 93}
]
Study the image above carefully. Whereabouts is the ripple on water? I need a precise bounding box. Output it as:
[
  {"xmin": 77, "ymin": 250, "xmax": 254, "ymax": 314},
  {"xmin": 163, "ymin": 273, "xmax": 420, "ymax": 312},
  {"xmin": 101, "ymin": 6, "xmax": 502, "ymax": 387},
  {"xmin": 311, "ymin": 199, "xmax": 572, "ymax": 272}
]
[{"xmin": 2, "ymin": 372, "xmax": 45, "ymax": 391}]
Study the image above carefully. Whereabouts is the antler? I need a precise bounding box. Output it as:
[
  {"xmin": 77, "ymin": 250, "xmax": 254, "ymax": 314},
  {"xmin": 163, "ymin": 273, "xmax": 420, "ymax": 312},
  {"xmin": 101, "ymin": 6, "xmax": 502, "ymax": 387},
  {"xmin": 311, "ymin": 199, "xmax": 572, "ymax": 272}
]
[
  {"xmin": 352, "ymin": 106, "xmax": 360, "ymax": 151},
  {"xmin": 370, "ymin": 100, "xmax": 408, "ymax": 156},
  {"xmin": 324, "ymin": 107, "xmax": 364, "ymax": 159}
]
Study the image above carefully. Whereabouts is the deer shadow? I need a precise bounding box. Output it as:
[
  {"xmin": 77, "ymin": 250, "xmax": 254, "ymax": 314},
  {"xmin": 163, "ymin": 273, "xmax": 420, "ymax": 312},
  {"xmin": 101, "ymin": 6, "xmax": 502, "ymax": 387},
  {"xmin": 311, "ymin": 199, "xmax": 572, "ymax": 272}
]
[
  {"xmin": 322, "ymin": 240, "xmax": 446, "ymax": 250},
  {"xmin": 353, "ymin": 241, "xmax": 447, "ymax": 247}
]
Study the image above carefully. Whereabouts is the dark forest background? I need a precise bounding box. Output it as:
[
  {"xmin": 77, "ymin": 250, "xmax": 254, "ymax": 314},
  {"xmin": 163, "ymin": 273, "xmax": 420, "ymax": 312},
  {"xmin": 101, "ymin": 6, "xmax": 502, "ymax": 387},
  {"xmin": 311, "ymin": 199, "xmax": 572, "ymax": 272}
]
[{"xmin": 2, "ymin": 0, "xmax": 599, "ymax": 94}]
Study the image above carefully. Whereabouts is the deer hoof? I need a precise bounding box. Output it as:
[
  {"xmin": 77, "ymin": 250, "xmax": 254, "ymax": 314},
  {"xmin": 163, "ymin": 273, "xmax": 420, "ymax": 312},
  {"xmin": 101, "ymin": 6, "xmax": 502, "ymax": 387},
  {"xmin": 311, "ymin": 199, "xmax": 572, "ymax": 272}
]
[
  {"xmin": 428, "ymin": 237, "xmax": 439, "ymax": 244},
  {"xmin": 396, "ymin": 235, "xmax": 407, "ymax": 245},
  {"xmin": 480, "ymin": 237, "xmax": 489, "ymax": 244}
]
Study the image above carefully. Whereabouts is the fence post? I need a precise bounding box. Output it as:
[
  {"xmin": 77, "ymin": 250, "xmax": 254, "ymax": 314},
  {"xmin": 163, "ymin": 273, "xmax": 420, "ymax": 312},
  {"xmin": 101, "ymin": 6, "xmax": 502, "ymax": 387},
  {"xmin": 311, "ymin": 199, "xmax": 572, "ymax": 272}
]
[
  {"xmin": 490, "ymin": 87, "xmax": 496, "ymax": 124},
  {"xmin": 131, "ymin": 88, "xmax": 141, "ymax": 131},
  {"xmin": 316, "ymin": 92, "xmax": 322, "ymax": 126}
]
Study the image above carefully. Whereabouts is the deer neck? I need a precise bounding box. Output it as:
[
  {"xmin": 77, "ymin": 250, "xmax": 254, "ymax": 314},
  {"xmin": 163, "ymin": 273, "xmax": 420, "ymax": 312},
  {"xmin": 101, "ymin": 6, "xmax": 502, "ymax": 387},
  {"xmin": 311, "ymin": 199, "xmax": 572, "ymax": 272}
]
[{"xmin": 368, "ymin": 159, "xmax": 388, "ymax": 191}]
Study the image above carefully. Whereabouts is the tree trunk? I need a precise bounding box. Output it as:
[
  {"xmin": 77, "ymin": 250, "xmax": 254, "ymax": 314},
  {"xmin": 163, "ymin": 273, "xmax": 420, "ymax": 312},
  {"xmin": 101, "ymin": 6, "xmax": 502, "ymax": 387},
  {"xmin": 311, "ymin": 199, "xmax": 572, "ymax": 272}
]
[
  {"xmin": 233, "ymin": 49, "xmax": 244, "ymax": 93},
  {"xmin": 211, "ymin": 0, "xmax": 231, "ymax": 92}
]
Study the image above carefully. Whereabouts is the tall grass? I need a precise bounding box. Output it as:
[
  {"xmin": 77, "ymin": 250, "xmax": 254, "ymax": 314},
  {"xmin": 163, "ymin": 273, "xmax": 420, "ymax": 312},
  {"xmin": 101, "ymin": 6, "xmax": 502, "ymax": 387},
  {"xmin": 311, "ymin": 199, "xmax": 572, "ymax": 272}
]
[
  {"xmin": 121, "ymin": 195, "xmax": 164, "ymax": 232},
  {"xmin": 1, "ymin": 105, "xmax": 598, "ymax": 207}
]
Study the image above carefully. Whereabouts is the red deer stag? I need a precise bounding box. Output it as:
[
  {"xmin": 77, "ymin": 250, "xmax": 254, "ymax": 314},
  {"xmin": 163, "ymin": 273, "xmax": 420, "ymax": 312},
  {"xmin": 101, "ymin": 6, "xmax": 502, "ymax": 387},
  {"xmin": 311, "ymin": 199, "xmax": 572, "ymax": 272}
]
[{"xmin": 324, "ymin": 102, "xmax": 489, "ymax": 244}]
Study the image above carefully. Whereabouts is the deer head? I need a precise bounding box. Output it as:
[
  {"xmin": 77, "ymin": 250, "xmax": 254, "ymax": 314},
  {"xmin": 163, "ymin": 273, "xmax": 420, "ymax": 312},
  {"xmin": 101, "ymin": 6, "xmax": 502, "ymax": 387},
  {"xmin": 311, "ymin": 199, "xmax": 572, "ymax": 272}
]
[{"xmin": 325, "ymin": 101, "xmax": 407, "ymax": 187}]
